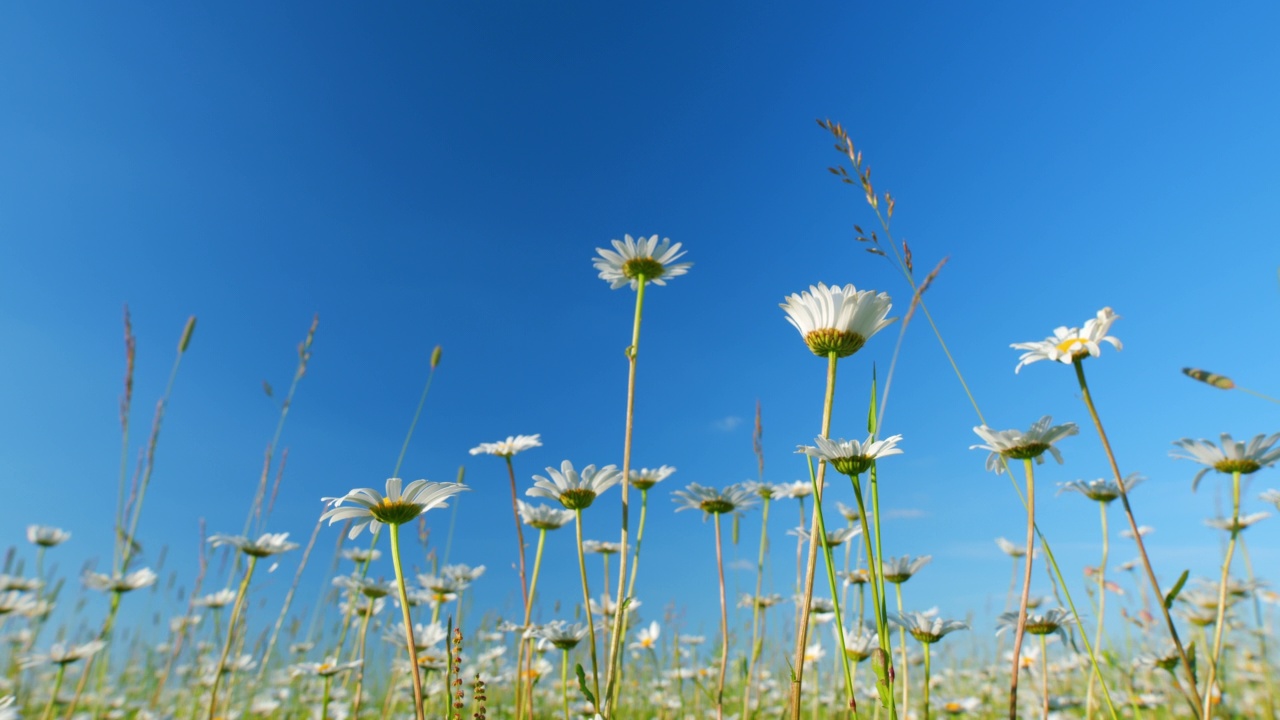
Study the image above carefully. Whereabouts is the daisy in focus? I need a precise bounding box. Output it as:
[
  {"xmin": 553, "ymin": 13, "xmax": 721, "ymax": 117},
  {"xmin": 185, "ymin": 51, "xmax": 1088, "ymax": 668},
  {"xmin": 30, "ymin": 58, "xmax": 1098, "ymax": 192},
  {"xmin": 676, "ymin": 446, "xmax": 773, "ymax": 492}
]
[
  {"xmin": 469, "ymin": 434, "xmax": 542, "ymax": 458},
  {"xmin": 594, "ymin": 234, "xmax": 692, "ymax": 290},
  {"xmin": 526, "ymin": 460, "xmax": 622, "ymax": 511},
  {"xmin": 1170, "ymin": 432, "xmax": 1280, "ymax": 491},
  {"xmin": 798, "ymin": 434, "xmax": 903, "ymax": 477},
  {"xmin": 780, "ymin": 282, "xmax": 895, "ymax": 358},
  {"xmin": 321, "ymin": 477, "xmax": 468, "ymax": 540},
  {"xmin": 1011, "ymin": 307, "xmax": 1122, "ymax": 373},
  {"xmin": 971, "ymin": 416, "xmax": 1079, "ymax": 474}
]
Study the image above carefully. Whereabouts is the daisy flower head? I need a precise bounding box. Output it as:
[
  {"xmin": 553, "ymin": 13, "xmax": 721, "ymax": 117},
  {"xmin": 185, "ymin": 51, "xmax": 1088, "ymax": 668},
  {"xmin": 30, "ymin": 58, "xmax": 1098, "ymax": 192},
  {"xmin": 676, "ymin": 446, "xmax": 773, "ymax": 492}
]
[
  {"xmin": 939, "ymin": 697, "xmax": 982, "ymax": 715},
  {"xmin": 517, "ymin": 500, "xmax": 575, "ymax": 530},
  {"xmin": 291, "ymin": 658, "xmax": 362, "ymax": 678},
  {"xmin": 469, "ymin": 434, "xmax": 542, "ymax": 458},
  {"xmin": 1171, "ymin": 433, "xmax": 1280, "ymax": 491},
  {"xmin": 971, "ymin": 416, "xmax": 1079, "ymax": 474},
  {"xmin": 1261, "ymin": 489, "xmax": 1280, "ymax": 510},
  {"xmin": 995, "ymin": 537, "xmax": 1037, "ymax": 559},
  {"xmin": 1058, "ymin": 474, "xmax": 1144, "ymax": 503},
  {"xmin": 21, "ymin": 640, "xmax": 106, "ymax": 667},
  {"xmin": 629, "ymin": 620, "xmax": 661, "ymax": 651},
  {"xmin": 788, "ymin": 525, "xmax": 861, "ymax": 548},
  {"xmin": 1011, "ymin": 307, "xmax": 1122, "ymax": 373},
  {"xmin": 526, "ymin": 460, "xmax": 621, "ymax": 511},
  {"xmin": 780, "ymin": 283, "xmax": 895, "ymax": 358},
  {"xmin": 83, "ymin": 567, "xmax": 157, "ymax": 594},
  {"xmin": 672, "ymin": 483, "xmax": 757, "ymax": 516},
  {"xmin": 320, "ymin": 478, "xmax": 469, "ymax": 540},
  {"xmin": 209, "ymin": 532, "xmax": 299, "ymax": 558},
  {"xmin": 582, "ymin": 540, "xmax": 622, "ymax": 555},
  {"xmin": 798, "ymin": 434, "xmax": 903, "ymax": 477},
  {"xmin": 889, "ymin": 611, "xmax": 969, "ymax": 644},
  {"xmin": 26, "ymin": 525, "xmax": 71, "ymax": 548},
  {"xmin": 997, "ymin": 607, "xmax": 1076, "ymax": 643},
  {"xmin": 629, "ymin": 465, "xmax": 676, "ymax": 491},
  {"xmin": 835, "ymin": 624, "xmax": 877, "ymax": 661},
  {"xmin": 1205, "ymin": 512, "xmax": 1270, "ymax": 533},
  {"xmin": 532, "ymin": 621, "xmax": 590, "ymax": 652},
  {"xmin": 881, "ymin": 555, "xmax": 931, "ymax": 584},
  {"xmin": 594, "ymin": 234, "xmax": 692, "ymax": 290},
  {"xmin": 740, "ymin": 480, "xmax": 787, "ymax": 500}
]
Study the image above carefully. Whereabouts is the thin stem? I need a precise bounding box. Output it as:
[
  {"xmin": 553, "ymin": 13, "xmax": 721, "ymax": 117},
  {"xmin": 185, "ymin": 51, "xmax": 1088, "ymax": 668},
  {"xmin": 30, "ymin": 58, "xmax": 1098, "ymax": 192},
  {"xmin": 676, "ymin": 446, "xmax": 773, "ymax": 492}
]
[
  {"xmin": 604, "ymin": 275, "xmax": 647, "ymax": 717},
  {"xmin": 562, "ymin": 649, "xmax": 572, "ymax": 720},
  {"xmin": 41, "ymin": 664, "xmax": 67, "ymax": 720},
  {"xmin": 1073, "ymin": 358, "xmax": 1204, "ymax": 716},
  {"xmin": 390, "ymin": 524, "xmax": 426, "ymax": 720},
  {"xmin": 806, "ymin": 459, "xmax": 857, "ymax": 712},
  {"xmin": 867, "ymin": 462, "xmax": 899, "ymax": 720},
  {"xmin": 523, "ymin": 527, "xmax": 549, "ymax": 720},
  {"xmin": 714, "ymin": 512, "xmax": 729, "ymax": 720},
  {"xmin": 1202, "ymin": 470, "xmax": 1242, "ymax": 719},
  {"xmin": 895, "ymin": 583, "xmax": 908, "ymax": 714},
  {"xmin": 575, "ymin": 509, "xmax": 603, "ymax": 708},
  {"xmin": 1008, "ymin": 458, "xmax": 1035, "ymax": 720},
  {"xmin": 207, "ymin": 555, "xmax": 258, "ymax": 720},
  {"xmin": 852, "ymin": 474, "xmax": 894, "ymax": 719},
  {"xmin": 1039, "ymin": 634, "xmax": 1050, "ymax": 720},
  {"xmin": 506, "ymin": 456, "xmax": 531, "ymax": 720},
  {"xmin": 789, "ymin": 351, "xmax": 838, "ymax": 720},
  {"xmin": 743, "ymin": 496, "xmax": 771, "ymax": 720},
  {"xmin": 1087, "ymin": 500, "xmax": 1109, "ymax": 717},
  {"xmin": 922, "ymin": 643, "xmax": 931, "ymax": 720}
]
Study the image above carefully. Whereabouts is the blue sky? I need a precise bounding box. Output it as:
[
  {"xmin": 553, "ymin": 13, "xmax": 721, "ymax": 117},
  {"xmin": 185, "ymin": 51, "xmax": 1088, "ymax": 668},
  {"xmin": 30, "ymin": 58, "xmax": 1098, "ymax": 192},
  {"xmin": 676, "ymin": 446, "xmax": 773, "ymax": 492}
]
[{"xmin": 3, "ymin": 2, "xmax": 1280, "ymax": 648}]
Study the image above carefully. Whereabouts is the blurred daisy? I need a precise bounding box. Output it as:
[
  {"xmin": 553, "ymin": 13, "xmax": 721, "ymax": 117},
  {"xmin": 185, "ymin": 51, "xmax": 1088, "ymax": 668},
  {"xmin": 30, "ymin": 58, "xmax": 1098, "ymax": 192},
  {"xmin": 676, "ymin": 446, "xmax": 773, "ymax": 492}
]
[
  {"xmin": 780, "ymin": 283, "xmax": 895, "ymax": 358},
  {"xmin": 333, "ymin": 574, "xmax": 393, "ymax": 599},
  {"xmin": 1120, "ymin": 525, "xmax": 1154, "ymax": 540},
  {"xmin": 291, "ymin": 658, "xmax": 361, "ymax": 678},
  {"xmin": 798, "ymin": 434, "xmax": 903, "ymax": 477},
  {"xmin": 1011, "ymin": 307, "xmax": 1122, "ymax": 373},
  {"xmin": 84, "ymin": 567, "xmax": 157, "ymax": 594},
  {"xmin": 209, "ymin": 532, "xmax": 299, "ymax": 557},
  {"xmin": 672, "ymin": 483, "xmax": 757, "ymax": 515},
  {"xmin": 741, "ymin": 481, "xmax": 787, "ymax": 500},
  {"xmin": 776, "ymin": 480, "xmax": 822, "ymax": 499},
  {"xmin": 442, "ymin": 563, "xmax": 485, "ymax": 585},
  {"xmin": 0, "ymin": 592, "xmax": 39, "ymax": 616},
  {"xmin": 194, "ymin": 589, "xmax": 238, "ymax": 609},
  {"xmin": 1171, "ymin": 433, "xmax": 1280, "ymax": 491},
  {"xmin": 342, "ymin": 547, "xmax": 381, "ymax": 564},
  {"xmin": 882, "ymin": 555, "xmax": 932, "ymax": 584},
  {"xmin": 321, "ymin": 478, "xmax": 468, "ymax": 540},
  {"xmin": 971, "ymin": 416, "xmax": 1078, "ymax": 474},
  {"xmin": 1058, "ymin": 474, "xmax": 1144, "ymax": 503},
  {"xmin": 1261, "ymin": 489, "xmax": 1280, "ymax": 510},
  {"xmin": 834, "ymin": 625, "xmax": 877, "ymax": 661},
  {"xmin": 526, "ymin": 460, "xmax": 621, "ymax": 511},
  {"xmin": 890, "ymin": 612, "xmax": 969, "ymax": 644},
  {"xmin": 530, "ymin": 620, "xmax": 591, "ymax": 650},
  {"xmin": 469, "ymin": 434, "xmax": 542, "ymax": 458},
  {"xmin": 1205, "ymin": 512, "xmax": 1270, "ymax": 533},
  {"xmin": 629, "ymin": 465, "xmax": 676, "ymax": 491},
  {"xmin": 996, "ymin": 607, "xmax": 1076, "ymax": 643},
  {"xmin": 594, "ymin": 234, "xmax": 692, "ymax": 289},
  {"xmin": 629, "ymin": 621, "xmax": 661, "ymax": 651},
  {"xmin": 26, "ymin": 525, "xmax": 71, "ymax": 548},
  {"xmin": 788, "ymin": 525, "xmax": 861, "ymax": 548},
  {"xmin": 517, "ymin": 500, "xmax": 575, "ymax": 530},
  {"xmin": 995, "ymin": 538, "xmax": 1036, "ymax": 559},
  {"xmin": 835, "ymin": 501, "xmax": 862, "ymax": 522},
  {"xmin": 738, "ymin": 593, "xmax": 784, "ymax": 610},
  {"xmin": 939, "ymin": 697, "xmax": 982, "ymax": 715},
  {"xmin": 21, "ymin": 640, "xmax": 105, "ymax": 667}
]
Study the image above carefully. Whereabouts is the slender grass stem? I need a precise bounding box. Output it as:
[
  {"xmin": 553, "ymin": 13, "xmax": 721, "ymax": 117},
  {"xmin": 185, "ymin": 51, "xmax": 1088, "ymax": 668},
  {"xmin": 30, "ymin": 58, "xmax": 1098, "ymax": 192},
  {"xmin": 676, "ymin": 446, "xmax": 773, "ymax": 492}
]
[
  {"xmin": 1087, "ymin": 499, "xmax": 1109, "ymax": 716},
  {"xmin": 574, "ymin": 509, "xmax": 603, "ymax": 708},
  {"xmin": 805, "ymin": 458, "xmax": 857, "ymax": 712},
  {"xmin": 523, "ymin": 527, "xmax": 550, "ymax": 719},
  {"xmin": 922, "ymin": 642, "xmax": 932, "ymax": 720},
  {"xmin": 894, "ymin": 583, "xmax": 908, "ymax": 713},
  {"xmin": 1039, "ymin": 633, "xmax": 1050, "ymax": 720},
  {"xmin": 389, "ymin": 523, "xmax": 426, "ymax": 720},
  {"xmin": 1072, "ymin": 358, "xmax": 1204, "ymax": 716},
  {"xmin": 713, "ymin": 511, "xmax": 729, "ymax": 720},
  {"xmin": 207, "ymin": 555, "xmax": 257, "ymax": 720},
  {"xmin": 789, "ymin": 351, "xmax": 839, "ymax": 720},
  {"xmin": 606, "ymin": 275, "xmax": 647, "ymax": 717},
  {"xmin": 1008, "ymin": 458, "xmax": 1036, "ymax": 720},
  {"xmin": 1202, "ymin": 470, "xmax": 1242, "ymax": 719},
  {"xmin": 743, "ymin": 495, "xmax": 771, "ymax": 720}
]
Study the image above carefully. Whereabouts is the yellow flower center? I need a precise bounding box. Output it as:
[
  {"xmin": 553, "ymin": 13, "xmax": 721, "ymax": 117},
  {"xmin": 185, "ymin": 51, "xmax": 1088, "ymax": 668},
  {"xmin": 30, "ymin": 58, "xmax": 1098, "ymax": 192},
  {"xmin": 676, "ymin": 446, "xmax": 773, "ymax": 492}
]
[
  {"xmin": 622, "ymin": 257, "xmax": 666, "ymax": 280},
  {"xmin": 804, "ymin": 329, "xmax": 866, "ymax": 358},
  {"xmin": 1215, "ymin": 459, "xmax": 1261, "ymax": 475},
  {"xmin": 1055, "ymin": 339, "xmax": 1088, "ymax": 357}
]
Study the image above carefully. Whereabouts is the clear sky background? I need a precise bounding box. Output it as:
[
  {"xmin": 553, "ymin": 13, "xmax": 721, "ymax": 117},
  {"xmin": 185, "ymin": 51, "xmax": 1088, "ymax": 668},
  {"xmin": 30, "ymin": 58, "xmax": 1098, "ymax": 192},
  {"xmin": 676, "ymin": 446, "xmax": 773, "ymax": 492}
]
[{"xmin": 3, "ymin": 2, "xmax": 1280, "ymax": 650}]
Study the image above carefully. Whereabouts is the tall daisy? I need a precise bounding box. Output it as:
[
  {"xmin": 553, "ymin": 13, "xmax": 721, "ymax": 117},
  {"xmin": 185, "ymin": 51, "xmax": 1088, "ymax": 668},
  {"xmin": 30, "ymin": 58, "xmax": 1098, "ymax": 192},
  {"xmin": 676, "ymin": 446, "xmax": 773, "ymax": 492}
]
[
  {"xmin": 780, "ymin": 282, "xmax": 896, "ymax": 720},
  {"xmin": 320, "ymin": 478, "xmax": 468, "ymax": 720},
  {"xmin": 1010, "ymin": 307, "xmax": 1121, "ymax": 373}
]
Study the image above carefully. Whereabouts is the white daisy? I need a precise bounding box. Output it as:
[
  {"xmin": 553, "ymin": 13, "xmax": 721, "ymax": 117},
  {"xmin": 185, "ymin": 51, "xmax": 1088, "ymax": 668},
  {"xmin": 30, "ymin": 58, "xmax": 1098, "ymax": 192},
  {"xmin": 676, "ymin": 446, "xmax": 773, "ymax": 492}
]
[
  {"xmin": 834, "ymin": 624, "xmax": 877, "ymax": 661},
  {"xmin": 1058, "ymin": 474, "xmax": 1144, "ymax": 503},
  {"xmin": 26, "ymin": 525, "xmax": 71, "ymax": 548},
  {"xmin": 469, "ymin": 434, "xmax": 542, "ymax": 458},
  {"xmin": 21, "ymin": 640, "xmax": 106, "ymax": 667},
  {"xmin": 526, "ymin": 460, "xmax": 621, "ymax": 511},
  {"xmin": 889, "ymin": 612, "xmax": 969, "ymax": 644},
  {"xmin": 881, "ymin": 555, "xmax": 932, "ymax": 584},
  {"xmin": 628, "ymin": 465, "xmax": 676, "ymax": 491},
  {"xmin": 320, "ymin": 478, "xmax": 469, "ymax": 540},
  {"xmin": 971, "ymin": 416, "xmax": 1079, "ymax": 474},
  {"xmin": 798, "ymin": 434, "xmax": 903, "ymax": 477},
  {"xmin": 672, "ymin": 483, "xmax": 757, "ymax": 515},
  {"xmin": 83, "ymin": 567, "xmax": 157, "ymax": 594},
  {"xmin": 290, "ymin": 658, "xmax": 362, "ymax": 678},
  {"xmin": 1204, "ymin": 512, "xmax": 1270, "ymax": 533},
  {"xmin": 209, "ymin": 532, "xmax": 300, "ymax": 558},
  {"xmin": 628, "ymin": 620, "xmax": 661, "ymax": 651},
  {"xmin": 787, "ymin": 525, "xmax": 861, "ymax": 548},
  {"xmin": 530, "ymin": 620, "xmax": 591, "ymax": 650},
  {"xmin": 594, "ymin": 234, "xmax": 692, "ymax": 290},
  {"xmin": 194, "ymin": 589, "xmax": 238, "ymax": 609},
  {"xmin": 996, "ymin": 607, "xmax": 1076, "ymax": 642},
  {"xmin": 1011, "ymin": 307, "xmax": 1122, "ymax": 373},
  {"xmin": 517, "ymin": 500, "xmax": 575, "ymax": 530},
  {"xmin": 995, "ymin": 537, "xmax": 1036, "ymax": 559},
  {"xmin": 1171, "ymin": 433, "xmax": 1280, "ymax": 491},
  {"xmin": 780, "ymin": 283, "xmax": 895, "ymax": 358}
]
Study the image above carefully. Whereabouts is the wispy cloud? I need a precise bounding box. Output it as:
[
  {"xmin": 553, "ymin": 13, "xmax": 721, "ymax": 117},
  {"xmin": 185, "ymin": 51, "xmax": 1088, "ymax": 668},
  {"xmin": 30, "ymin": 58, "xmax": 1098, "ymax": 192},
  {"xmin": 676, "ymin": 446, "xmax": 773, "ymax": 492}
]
[
  {"xmin": 713, "ymin": 415, "xmax": 743, "ymax": 432},
  {"xmin": 728, "ymin": 558, "xmax": 754, "ymax": 572},
  {"xmin": 884, "ymin": 508, "xmax": 927, "ymax": 520}
]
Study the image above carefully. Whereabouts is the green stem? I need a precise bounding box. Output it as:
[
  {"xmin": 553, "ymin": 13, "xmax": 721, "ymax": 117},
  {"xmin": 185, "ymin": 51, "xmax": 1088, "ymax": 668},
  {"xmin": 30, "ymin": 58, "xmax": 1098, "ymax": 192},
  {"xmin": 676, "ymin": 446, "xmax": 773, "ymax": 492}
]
[
  {"xmin": 321, "ymin": 674, "xmax": 333, "ymax": 720},
  {"xmin": 41, "ymin": 664, "xmax": 66, "ymax": 720},
  {"xmin": 1040, "ymin": 633, "xmax": 1050, "ymax": 720},
  {"xmin": 1007, "ymin": 459, "xmax": 1035, "ymax": 720},
  {"xmin": 575, "ymin": 509, "xmax": 603, "ymax": 708},
  {"xmin": 852, "ymin": 474, "xmax": 894, "ymax": 719},
  {"xmin": 1073, "ymin": 358, "xmax": 1203, "ymax": 717},
  {"xmin": 806, "ymin": 459, "xmax": 857, "ymax": 713},
  {"xmin": 605, "ymin": 275, "xmax": 647, "ymax": 717},
  {"xmin": 743, "ymin": 496, "xmax": 771, "ymax": 720},
  {"xmin": 523, "ymin": 527, "xmax": 549, "ymax": 720},
  {"xmin": 207, "ymin": 555, "xmax": 258, "ymax": 720},
  {"xmin": 789, "ymin": 351, "xmax": 839, "ymax": 720},
  {"xmin": 1202, "ymin": 470, "xmax": 1242, "ymax": 719},
  {"xmin": 390, "ymin": 524, "xmax": 426, "ymax": 720},
  {"xmin": 922, "ymin": 643, "xmax": 931, "ymax": 720},
  {"xmin": 867, "ymin": 462, "xmax": 899, "ymax": 720},
  {"xmin": 895, "ymin": 583, "xmax": 908, "ymax": 713},
  {"xmin": 1087, "ymin": 499, "xmax": 1109, "ymax": 717},
  {"xmin": 714, "ymin": 512, "xmax": 729, "ymax": 720},
  {"xmin": 562, "ymin": 648, "xmax": 572, "ymax": 720}
]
